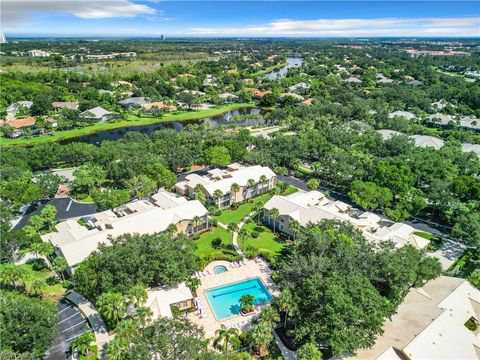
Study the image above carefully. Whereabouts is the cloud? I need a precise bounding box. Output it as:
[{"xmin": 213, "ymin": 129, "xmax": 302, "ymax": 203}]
[
  {"xmin": 191, "ymin": 17, "xmax": 480, "ymax": 37},
  {"xmin": 1, "ymin": 0, "xmax": 156, "ymax": 29}
]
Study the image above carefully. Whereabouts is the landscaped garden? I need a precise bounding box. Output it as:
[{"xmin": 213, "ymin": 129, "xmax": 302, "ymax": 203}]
[
  {"xmin": 241, "ymin": 220, "xmax": 286, "ymax": 262},
  {"xmin": 18, "ymin": 259, "xmax": 67, "ymax": 302},
  {"xmin": 193, "ymin": 226, "xmax": 241, "ymax": 265}
]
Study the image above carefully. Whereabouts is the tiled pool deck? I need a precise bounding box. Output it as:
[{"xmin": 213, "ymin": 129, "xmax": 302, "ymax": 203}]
[{"xmin": 188, "ymin": 259, "xmax": 280, "ymax": 338}]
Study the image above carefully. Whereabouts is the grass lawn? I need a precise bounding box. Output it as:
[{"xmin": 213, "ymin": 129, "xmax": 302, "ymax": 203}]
[
  {"xmin": 20, "ymin": 259, "xmax": 66, "ymax": 302},
  {"xmin": 241, "ymin": 221, "xmax": 286, "ymax": 259},
  {"xmin": 0, "ymin": 103, "xmax": 256, "ymax": 146},
  {"xmin": 193, "ymin": 226, "xmax": 237, "ymax": 263}
]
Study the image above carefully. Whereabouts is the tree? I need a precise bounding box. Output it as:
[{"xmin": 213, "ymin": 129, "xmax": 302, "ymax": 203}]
[
  {"xmin": 228, "ymin": 222, "xmax": 239, "ymax": 242},
  {"xmin": 213, "ymin": 324, "xmax": 239, "ymax": 359},
  {"xmin": 289, "ymin": 219, "xmax": 301, "ymax": 242},
  {"xmin": 230, "ymin": 183, "xmax": 240, "ymax": 206},
  {"xmin": 40, "ymin": 204, "xmax": 57, "ymax": 229},
  {"xmin": 127, "ymin": 175, "xmax": 156, "ymax": 199},
  {"xmin": 453, "ymin": 212, "xmax": 480, "ymax": 247},
  {"xmin": 250, "ymin": 320, "xmax": 274, "ymax": 355},
  {"xmin": 205, "ymin": 146, "xmax": 231, "ymax": 167},
  {"xmin": 348, "ymin": 180, "xmax": 393, "ymax": 211},
  {"xmin": 238, "ymin": 228, "xmax": 249, "ymax": 252},
  {"xmin": 275, "ymin": 287, "xmax": 296, "ymax": 328},
  {"xmin": 0, "ymin": 264, "xmax": 29, "ymax": 290},
  {"xmin": 213, "ymin": 189, "xmax": 224, "ymax": 208},
  {"xmin": 91, "ymin": 188, "xmax": 130, "ymax": 210},
  {"xmin": 166, "ymin": 223, "xmax": 178, "ymax": 236},
  {"xmin": 259, "ymin": 175, "xmax": 268, "ymax": 193},
  {"xmin": 72, "ymin": 164, "xmax": 106, "ymax": 195},
  {"xmin": 35, "ymin": 172, "xmax": 64, "ymax": 198},
  {"xmin": 269, "ymin": 208, "xmax": 280, "ymax": 234},
  {"xmin": 96, "ymin": 292, "xmax": 127, "ymax": 328},
  {"xmin": 127, "ymin": 284, "xmax": 147, "ymax": 308},
  {"xmin": 0, "ymin": 290, "xmax": 57, "ymax": 358},
  {"xmin": 133, "ymin": 306, "xmax": 153, "ymax": 328},
  {"xmin": 71, "ymin": 331, "xmax": 95, "ymax": 357},
  {"xmin": 146, "ymin": 163, "xmax": 177, "ymax": 189},
  {"xmin": 247, "ymin": 178, "xmax": 256, "ymax": 194},
  {"xmin": 239, "ymin": 294, "xmax": 255, "ymax": 314},
  {"xmin": 186, "ymin": 276, "xmax": 201, "ymax": 296},
  {"xmin": 52, "ymin": 257, "xmax": 68, "ymax": 281},
  {"xmin": 258, "ymin": 305, "xmax": 280, "ymax": 328},
  {"xmin": 192, "ymin": 215, "xmax": 202, "ymax": 234},
  {"xmin": 31, "ymin": 278, "xmax": 46, "ymax": 296},
  {"xmin": 297, "ymin": 342, "xmax": 323, "ymax": 360},
  {"xmin": 115, "ymin": 319, "xmax": 138, "ymax": 347},
  {"xmin": 307, "ymin": 178, "xmax": 319, "ymax": 190}
]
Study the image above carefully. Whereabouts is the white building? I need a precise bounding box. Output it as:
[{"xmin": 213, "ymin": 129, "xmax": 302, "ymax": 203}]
[
  {"xmin": 263, "ymin": 190, "xmax": 429, "ymax": 250},
  {"xmin": 346, "ymin": 276, "xmax": 480, "ymax": 360},
  {"xmin": 176, "ymin": 163, "xmax": 276, "ymax": 209},
  {"xmin": 145, "ymin": 283, "xmax": 194, "ymax": 319},
  {"xmin": 41, "ymin": 189, "xmax": 209, "ymax": 271},
  {"xmin": 410, "ymin": 135, "xmax": 445, "ymax": 150},
  {"xmin": 27, "ymin": 49, "xmax": 51, "ymax": 57},
  {"xmin": 388, "ymin": 110, "xmax": 416, "ymax": 120},
  {"xmin": 80, "ymin": 107, "xmax": 112, "ymax": 121}
]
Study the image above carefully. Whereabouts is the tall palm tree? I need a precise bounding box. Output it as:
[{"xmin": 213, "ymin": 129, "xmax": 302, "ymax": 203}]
[
  {"xmin": 259, "ymin": 175, "xmax": 268, "ymax": 193},
  {"xmin": 227, "ymin": 222, "xmax": 238, "ymax": 242},
  {"xmin": 192, "ymin": 215, "xmax": 201, "ymax": 234},
  {"xmin": 251, "ymin": 320, "xmax": 274, "ymax": 356},
  {"xmin": 96, "ymin": 292, "xmax": 127, "ymax": 328},
  {"xmin": 127, "ymin": 284, "xmax": 147, "ymax": 308},
  {"xmin": 107, "ymin": 337, "xmax": 127, "ymax": 360},
  {"xmin": 166, "ymin": 223, "xmax": 177, "ymax": 236},
  {"xmin": 239, "ymin": 294, "xmax": 255, "ymax": 313},
  {"xmin": 186, "ymin": 276, "xmax": 201, "ymax": 296},
  {"xmin": 275, "ymin": 287, "xmax": 295, "ymax": 328},
  {"xmin": 115, "ymin": 319, "xmax": 138, "ymax": 346},
  {"xmin": 133, "ymin": 306, "xmax": 153, "ymax": 328},
  {"xmin": 71, "ymin": 332, "xmax": 95, "ymax": 357},
  {"xmin": 230, "ymin": 183, "xmax": 240, "ymax": 207},
  {"xmin": 0, "ymin": 264, "xmax": 29, "ymax": 290},
  {"xmin": 213, "ymin": 324, "xmax": 238, "ymax": 359},
  {"xmin": 213, "ymin": 189, "xmax": 224, "ymax": 208},
  {"xmin": 269, "ymin": 208, "xmax": 280, "ymax": 234},
  {"xmin": 238, "ymin": 228, "xmax": 249, "ymax": 252},
  {"xmin": 289, "ymin": 219, "xmax": 301, "ymax": 242},
  {"xmin": 247, "ymin": 178, "xmax": 256, "ymax": 197},
  {"xmin": 258, "ymin": 305, "xmax": 280, "ymax": 328},
  {"xmin": 52, "ymin": 256, "xmax": 68, "ymax": 281}
]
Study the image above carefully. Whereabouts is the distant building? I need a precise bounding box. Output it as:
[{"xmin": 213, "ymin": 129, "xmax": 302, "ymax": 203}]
[
  {"xmin": 117, "ymin": 97, "xmax": 148, "ymax": 109},
  {"xmin": 345, "ymin": 276, "xmax": 480, "ymax": 360},
  {"xmin": 27, "ymin": 50, "xmax": 51, "ymax": 57},
  {"xmin": 342, "ymin": 76, "xmax": 363, "ymax": 84},
  {"xmin": 52, "ymin": 102, "xmax": 79, "ymax": 111},
  {"xmin": 80, "ymin": 107, "xmax": 112, "ymax": 122},
  {"xmin": 0, "ymin": 33, "xmax": 6, "ymax": 44},
  {"xmin": 388, "ymin": 110, "xmax": 416, "ymax": 121},
  {"xmin": 1, "ymin": 117, "xmax": 57, "ymax": 138},
  {"xmin": 145, "ymin": 283, "xmax": 194, "ymax": 320},
  {"xmin": 6, "ymin": 101, "xmax": 33, "ymax": 120}
]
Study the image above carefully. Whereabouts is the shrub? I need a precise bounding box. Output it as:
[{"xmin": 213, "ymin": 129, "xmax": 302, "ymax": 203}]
[
  {"xmin": 251, "ymin": 231, "xmax": 259, "ymax": 238},
  {"xmin": 209, "ymin": 218, "xmax": 218, "ymax": 227}
]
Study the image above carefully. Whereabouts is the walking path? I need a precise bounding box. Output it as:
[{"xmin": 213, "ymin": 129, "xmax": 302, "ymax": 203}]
[
  {"xmin": 273, "ymin": 329, "xmax": 296, "ymax": 360},
  {"xmin": 66, "ymin": 291, "xmax": 113, "ymax": 360},
  {"xmin": 219, "ymin": 209, "xmax": 258, "ymax": 257}
]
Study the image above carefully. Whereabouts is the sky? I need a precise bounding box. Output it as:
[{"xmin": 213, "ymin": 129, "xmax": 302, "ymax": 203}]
[{"xmin": 1, "ymin": 1, "xmax": 479, "ymax": 37}]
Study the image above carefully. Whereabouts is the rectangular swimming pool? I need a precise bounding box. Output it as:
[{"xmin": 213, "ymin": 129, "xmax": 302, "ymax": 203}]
[{"xmin": 205, "ymin": 278, "xmax": 273, "ymax": 320}]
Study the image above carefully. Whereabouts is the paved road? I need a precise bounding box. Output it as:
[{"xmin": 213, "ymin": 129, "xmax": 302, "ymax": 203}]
[
  {"xmin": 13, "ymin": 197, "xmax": 98, "ymax": 230},
  {"xmin": 44, "ymin": 299, "xmax": 91, "ymax": 360}
]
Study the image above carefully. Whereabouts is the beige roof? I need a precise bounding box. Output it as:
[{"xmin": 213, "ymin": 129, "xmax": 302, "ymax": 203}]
[
  {"xmin": 410, "ymin": 135, "xmax": 445, "ymax": 150},
  {"xmin": 41, "ymin": 189, "xmax": 208, "ymax": 268},
  {"xmin": 377, "ymin": 129, "xmax": 403, "ymax": 140},
  {"xmin": 389, "ymin": 111, "xmax": 416, "ymax": 120},
  {"xmin": 146, "ymin": 282, "xmax": 193, "ymax": 319},
  {"xmin": 347, "ymin": 276, "xmax": 480, "ymax": 360}
]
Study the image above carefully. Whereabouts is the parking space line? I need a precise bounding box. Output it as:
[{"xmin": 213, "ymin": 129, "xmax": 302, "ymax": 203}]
[
  {"xmin": 58, "ymin": 312, "xmax": 81, "ymax": 324},
  {"xmin": 57, "ymin": 305, "xmax": 73, "ymax": 314},
  {"xmin": 62, "ymin": 320, "xmax": 87, "ymax": 332},
  {"xmin": 66, "ymin": 331, "xmax": 88, "ymax": 342}
]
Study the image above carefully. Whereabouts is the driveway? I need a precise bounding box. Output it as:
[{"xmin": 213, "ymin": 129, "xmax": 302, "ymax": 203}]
[
  {"xmin": 44, "ymin": 299, "xmax": 92, "ymax": 360},
  {"xmin": 13, "ymin": 197, "xmax": 98, "ymax": 230}
]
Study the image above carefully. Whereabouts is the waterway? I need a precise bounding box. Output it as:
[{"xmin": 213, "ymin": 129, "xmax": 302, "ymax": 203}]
[{"xmin": 264, "ymin": 57, "xmax": 303, "ymax": 81}]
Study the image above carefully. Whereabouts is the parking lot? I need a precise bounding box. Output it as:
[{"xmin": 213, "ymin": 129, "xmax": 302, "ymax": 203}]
[{"xmin": 44, "ymin": 299, "xmax": 92, "ymax": 360}]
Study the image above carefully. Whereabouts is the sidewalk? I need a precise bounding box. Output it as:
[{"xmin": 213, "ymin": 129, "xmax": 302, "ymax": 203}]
[{"xmin": 273, "ymin": 329, "xmax": 296, "ymax": 360}]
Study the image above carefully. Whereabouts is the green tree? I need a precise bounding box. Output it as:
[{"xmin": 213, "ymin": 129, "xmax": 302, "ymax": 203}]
[
  {"xmin": 307, "ymin": 178, "xmax": 320, "ymax": 190},
  {"xmin": 205, "ymin": 146, "xmax": 231, "ymax": 167},
  {"xmin": 72, "ymin": 164, "xmax": 106, "ymax": 195},
  {"xmin": 269, "ymin": 208, "xmax": 280, "ymax": 234},
  {"xmin": 31, "ymin": 278, "xmax": 46, "ymax": 296},
  {"xmin": 275, "ymin": 287, "xmax": 296, "ymax": 328},
  {"xmin": 349, "ymin": 180, "xmax": 393, "ymax": 211},
  {"xmin": 186, "ymin": 276, "xmax": 201, "ymax": 296},
  {"xmin": 146, "ymin": 163, "xmax": 177, "ymax": 189},
  {"xmin": 40, "ymin": 204, "xmax": 57, "ymax": 229},
  {"xmin": 52, "ymin": 256, "xmax": 68, "ymax": 281},
  {"xmin": 71, "ymin": 331, "xmax": 95, "ymax": 357},
  {"xmin": 133, "ymin": 306, "xmax": 153, "ymax": 328},
  {"xmin": 250, "ymin": 320, "xmax": 274, "ymax": 356},
  {"xmin": 127, "ymin": 175, "xmax": 156, "ymax": 199},
  {"xmin": 91, "ymin": 188, "xmax": 130, "ymax": 210},
  {"xmin": 213, "ymin": 189, "xmax": 224, "ymax": 208},
  {"xmin": 115, "ymin": 319, "xmax": 138, "ymax": 347},
  {"xmin": 258, "ymin": 305, "xmax": 280, "ymax": 328},
  {"xmin": 239, "ymin": 294, "xmax": 255, "ymax": 313},
  {"xmin": 96, "ymin": 292, "xmax": 127, "ymax": 328},
  {"xmin": 230, "ymin": 183, "xmax": 240, "ymax": 206},
  {"xmin": 453, "ymin": 212, "xmax": 480, "ymax": 247},
  {"xmin": 297, "ymin": 342, "xmax": 323, "ymax": 360},
  {"xmin": 127, "ymin": 284, "xmax": 147, "ymax": 308},
  {"xmin": 0, "ymin": 264, "xmax": 29, "ymax": 290},
  {"xmin": 192, "ymin": 215, "xmax": 202, "ymax": 234},
  {"xmin": 213, "ymin": 324, "xmax": 239, "ymax": 359}
]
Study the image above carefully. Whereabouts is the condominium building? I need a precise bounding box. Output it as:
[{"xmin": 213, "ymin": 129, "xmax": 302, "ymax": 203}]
[
  {"xmin": 263, "ymin": 190, "xmax": 429, "ymax": 249},
  {"xmin": 41, "ymin": 189, "xmax": 208, "ymax": 271},
  {"xmin": 175, "ymin": 163, "xmax": 276, "ymax": 209}
]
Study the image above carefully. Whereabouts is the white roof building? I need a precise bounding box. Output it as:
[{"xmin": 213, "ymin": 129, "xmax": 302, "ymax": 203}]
[
  {"xmin": 388, "ymin": 111, "xmax": 416, "ymax": 120},
  {"xmin": 6, "ymin": 101, "xmax": 33, "ymax": 115},
  {"xmin": 146, "ymin": 283, "xmax": 194, "ymax": 319},
  {"xmin": 80, "ymin": 106, "xmax": 111, "ymax": 120},
  {"xmin": 459, "ymin": 116, "xmax": 480, "ymax": 130},
  {"xmin": 346, "ymin": 276, "xmax": 480, "ymax": 360},
  {"xmin": 376, "ymin": 129, "xmax": 403, "ymax": 140},
  {"xmin": 462, "ymin": 143, "xmax": 480, "ymax": 157},
  {"xmin": 263, "ymin": 191, "xmax": 429, "ymax": 250},
  {"xmin": 410, "ymin": 135, "xmax": 445, "ymax": 150},
  {"xmin": 41, "ymin": 189, "xmax": 208, "ymax": 269},
  {"xmin": 427, "ymin": 113, "xmax": 455, "ymax": 126}
]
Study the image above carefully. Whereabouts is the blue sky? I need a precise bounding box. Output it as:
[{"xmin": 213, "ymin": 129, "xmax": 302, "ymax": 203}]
[{"xmin": 2, "ymin": 1, "xmax": 479, "ymax": 37}]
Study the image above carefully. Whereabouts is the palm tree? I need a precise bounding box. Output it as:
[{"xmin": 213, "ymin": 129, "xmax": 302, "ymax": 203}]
[
  {"xmin": 230, "ymin": 183, "xmax": 240, "ymax": 207},
  {"xmin": 258, "ymin": 305, "xmax": 280, "ymax": 328},
  {"xmin": 251, "ymin": 320, "xmax": 274, "ymax": 356},
  {"xmin": 259, "ymin": 175, "xmax": 268, "ymax": 193},
  {"xmin": 275, "ymin": 287, "xmax": 295, "ymax": 328},
  {"xmin": 52, "ymin": 257, "xmax": 68, "ymax": 281},
  {"xmin": 247, "ymin": 178, "xmax": 256, "ymax": 197},
  {"xmin": 115, "ymin": 319, "xmax": 138, "ymax": 346},
  {"xmin": 127, "ymin": 284, "xmax": 147, "ymax": 308},
  {"xmin": 107, "ymin": 337, "xmax": 127, "ymax": 360},
  {"xmin": 71, "ymin": 331, "xmax": 95, "ymax": 357},
  {"xmin": 31, "ymin": 279, "xmax": 46, "ymax": 296},
  {"xmin": 289, "ymin": 219, "xmax": 301, "ymax": 242},
  {"xmin": 239, "ymin": 294, "xmax": 255, "ymax": 314},
  {"xmin": 227, "ymin": 222, "xmax": 238, "ymax": 242},
  {"xmin": 166, "ymin": 223, "xmax": 178, "ymax": 236},
  {"xmin": 186, "ymin": 276, "xmax": 201, "ymax": 296},
  {"xmin": 96, "ymin": 292, "xmax": 127, "ymax": 328},
  {"xmin": 269, "ymin": 208, "xmax": 280, "ymax": 234},
  {"xmin": 213, "ymin": 189, "xmax": 224, "ymax": 208},
  {"xmin": 238, "ymin": 228, "xmax": 249, "ymax": 252},
  {"xmin": 192, "ymin": 215, "xmax": 201, "ymax": 234},
  {"xmin": 213, "ymin": 324, "xmax": 238, "ymax": 359},
  {"xmin": 133, "ymin": 306, "xmax": 153, "ymax": 328}
]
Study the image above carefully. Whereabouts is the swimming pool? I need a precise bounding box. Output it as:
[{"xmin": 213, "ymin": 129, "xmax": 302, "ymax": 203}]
[
  {"xmin": 213, "ymin": 265, "xmax": 228, "ymax": 274},
  {"xmin": 205, "ymin": 278, "xmax": 273, "ymax": 320}
]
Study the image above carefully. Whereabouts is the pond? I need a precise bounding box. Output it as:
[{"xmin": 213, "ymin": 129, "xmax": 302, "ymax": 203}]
[
  {"xmin": 264, "ymin": 57, "xmax": 303, "ymax": 81},
  {"xmin": 61, "ymin": 107, "xmax": 264, "ymax": 145}
]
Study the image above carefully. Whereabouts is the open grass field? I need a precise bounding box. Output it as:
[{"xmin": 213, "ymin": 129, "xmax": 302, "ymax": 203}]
[
  {"xmin": 0, "ymin": 103, "xmax": 256, "ymax": 146},
  {"xmin": 242, "ymin": 221, "xmax": 286, "ymax": 258},
  {"xmin": 214, "ymin": 193, "xmax": 273, "ymax": 225},
  {"xmin": 193, "ymin": 226, "xmax": 234, "ymax": 259}
]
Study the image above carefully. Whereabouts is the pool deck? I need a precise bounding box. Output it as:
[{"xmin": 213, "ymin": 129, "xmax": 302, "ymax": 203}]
[{"xmin": 188, "ymin": 259, "xmax": 279, "ymax": 338}]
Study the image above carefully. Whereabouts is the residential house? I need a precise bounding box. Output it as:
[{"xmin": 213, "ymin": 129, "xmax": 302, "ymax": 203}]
[
  {"xmin": 288, "ymin": 82, "xmax": 311, "ymax": 92},
  {"xmin": 263, "ymin": 190, "xmax": 430, "ymax": 250},
  {"xmin": 117, "ymin": 97, "xmax": 148, "ymax": 109},
  {"xmin": 52, "ymin": 101, "xmax": 79, "ymax": 111},
  {"xmin": 143, "ymin": 102, "xmax": 176, "ymax": 114},
  {"xmin": 145, "ymin": 283, "xmax": 194, "ymax": 319},
  {"xmin": 6, "ymin": 101, "xmax": 33, "ymax": 120},
  {"xmin": 344, "ymin": 276, "xmax": 480, "ymax": 360},
  {"xmin": 410, "ymin": 135, "xmax": 445, "ymax": 150},
  {"xmin": 431, "ymin": 99, "xmax": 447, "ymax": 111},
  {"xmin": 376, "ymin": 129, "xmax": 403, "ymax": 140},
  {"xmin": 244, "ymin": 88, "xmax": 272, "ymax": 99},
  {"xmin": 218, "ymin": 92, "xmax": 239, "ymax": 102},
  {"xmin": 27, "ymin": 50, "xmax": 50, "ymax": 57},
  {"xmin": 406, "ymin": 79, "xmax": 424, "ymax": 86},
  {"xmin": 376, "ymin": 73, "xmax": 394, "ymax": 84},
  {"xmin": 175, "ymin": 163, "xmax": 276, "ymax": 209},
  {"xmin": 98, "ymin": 89, "xmax": 114, "ymax": 96},
  {"xmin": 296, "ymin": 98, "xmax": 314, "ymax": 106},
  {"xmin": 462, "ymin": 143, "xmax": 480, "ymax": 158},
  {"xmin": 1, "ymin": 117, "xmax": 57, "ymax": 138},
  {"xmin": 459, "ymin": 116, "xmax": 480, "ymax": 132},
  {"xmin": 342, "ymin": 76, "xmax": 363, "ymax": 84},
  {"xmin": 80, "ymin": 107, "xmax": 112, "ymax": 122},
  {"xmin": 388, "ymin": 110, "xmax": 416, "ymax": 121},
  {"xmin": 427, "ymin": 113, "xmax": 455, "ymax": 126},
  {"xmin": 41, "ymin": 189, "xmax": 209, "ymax": 272}
]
